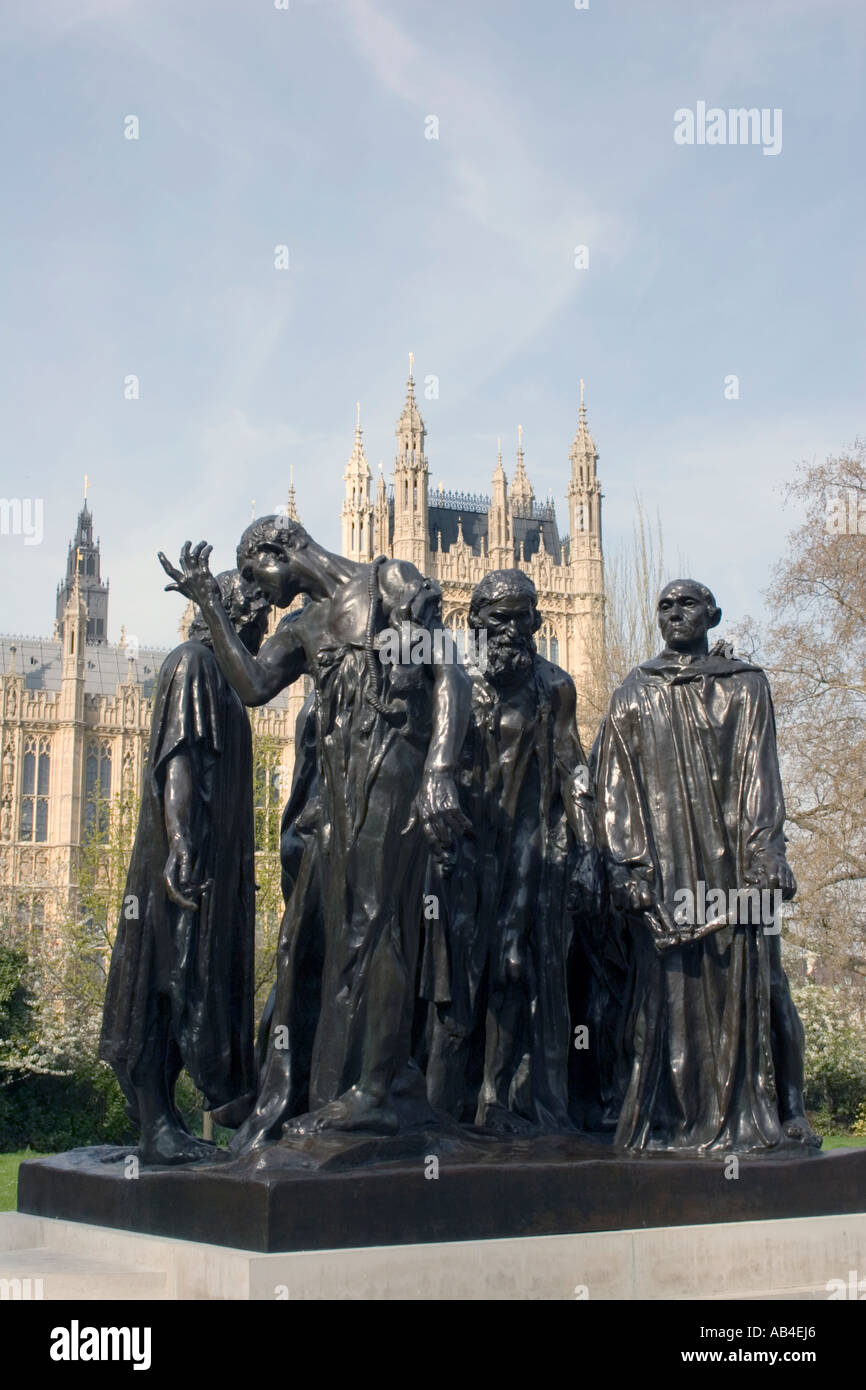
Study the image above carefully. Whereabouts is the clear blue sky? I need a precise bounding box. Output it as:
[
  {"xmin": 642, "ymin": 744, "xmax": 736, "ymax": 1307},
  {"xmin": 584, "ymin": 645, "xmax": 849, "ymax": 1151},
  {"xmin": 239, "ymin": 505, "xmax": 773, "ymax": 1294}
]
[{"xmin": 1, "ymin": 0, "xmax": 863, "ymax": 647}]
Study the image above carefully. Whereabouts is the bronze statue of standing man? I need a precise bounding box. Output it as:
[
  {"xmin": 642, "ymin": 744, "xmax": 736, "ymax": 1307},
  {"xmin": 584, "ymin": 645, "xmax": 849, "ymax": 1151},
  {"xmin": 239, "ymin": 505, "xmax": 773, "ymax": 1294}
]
[
  {"xmin": 423, "ymin": 569, "xmax": 600, "ymax": 1133},
  {"xmin": 594, "ymin": 579, "xmax": 819, "ymax": 1154},
  {"xmin": 100, "ymin": 570, "xmax": 270, "ymax": 1163},
  {"xmin": 160, "ymin": 520, "xmax": 470, "ymax": 1147}
]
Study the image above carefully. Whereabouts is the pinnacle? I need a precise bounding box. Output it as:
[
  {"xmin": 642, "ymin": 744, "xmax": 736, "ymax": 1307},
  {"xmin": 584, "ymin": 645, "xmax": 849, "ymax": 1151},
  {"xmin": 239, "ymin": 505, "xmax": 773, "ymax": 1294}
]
[
  {"xmin": 571, "ymin": 379, "xmax": 597, "ymax": 461},
  {"xmin": 396, "ymin": 353, "xmax": 426, "ymax": 439}
]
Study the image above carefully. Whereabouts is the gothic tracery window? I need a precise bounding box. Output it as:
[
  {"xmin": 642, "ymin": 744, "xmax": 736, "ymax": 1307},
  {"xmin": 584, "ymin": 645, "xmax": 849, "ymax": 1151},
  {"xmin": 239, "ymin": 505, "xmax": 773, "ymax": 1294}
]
[
  {"xmin": 85, "ymin": 739, "xmax": 112, "ymax": 838},
  {"xmin": 536, "ymin": 621, "xmax": 560, "ymax": 666},
  {"xmin": 20, "ymin": 735, "xmax": 50, "ymax": 842},
  {"xmin": 445, "ymin": 609, "xmax": 469, "ymax": 663}
]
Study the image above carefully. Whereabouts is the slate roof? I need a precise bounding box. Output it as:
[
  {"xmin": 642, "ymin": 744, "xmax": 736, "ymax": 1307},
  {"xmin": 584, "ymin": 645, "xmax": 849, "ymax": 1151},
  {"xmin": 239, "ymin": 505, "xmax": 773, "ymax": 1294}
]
[
  {"xmin": 423, "ymin": 493, "xmax": 563, "ymax": 564},
  {"xmin": 0, "ymin": 636, "xmax": 291, "ymax": 709},
  {"xmin": 0, "ymin": 636, "xmax": 169, "ymax": 698}
]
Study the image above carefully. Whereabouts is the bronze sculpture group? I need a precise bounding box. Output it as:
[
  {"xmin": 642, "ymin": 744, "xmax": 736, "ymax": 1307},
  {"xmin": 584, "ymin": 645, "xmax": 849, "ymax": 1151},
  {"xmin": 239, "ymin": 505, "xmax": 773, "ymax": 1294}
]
[{"xmin": 99, "ymin": 516, "xmax": 821, "ymax": 1165}]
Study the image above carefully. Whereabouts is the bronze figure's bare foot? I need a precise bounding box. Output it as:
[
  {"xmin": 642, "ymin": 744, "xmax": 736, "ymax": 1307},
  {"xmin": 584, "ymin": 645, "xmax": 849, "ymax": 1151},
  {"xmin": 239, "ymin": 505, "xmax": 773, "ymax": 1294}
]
[
  {"xmin": 284, "ymin": 1086, "xmax": 399, "ymax": 1136},
  {"xmin": 783, "ymin": 1115, "xmax": 822, "ymax": 1149},
  {"xmin": 477, "ymin": 1102, "xmax": 537, "ymax": 1136},
  {"xmin": 139, "ymin": 1121, "xmax": 218, "ymax": 1166},
  {"xmin": 229, "ymin": 1117, "xmax": 277, "ymax": 1156}
]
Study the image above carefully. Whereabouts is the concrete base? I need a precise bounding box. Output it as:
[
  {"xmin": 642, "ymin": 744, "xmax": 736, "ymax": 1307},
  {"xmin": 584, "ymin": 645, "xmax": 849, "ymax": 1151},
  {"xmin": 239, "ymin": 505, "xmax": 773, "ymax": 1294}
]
[{"xmin": 2, "ymin": 1209, "xmax": 864, "ymax": 1300}]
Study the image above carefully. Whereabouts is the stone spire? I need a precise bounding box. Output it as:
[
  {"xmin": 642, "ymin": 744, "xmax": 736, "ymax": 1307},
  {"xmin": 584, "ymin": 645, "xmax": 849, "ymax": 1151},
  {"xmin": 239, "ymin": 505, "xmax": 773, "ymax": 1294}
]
[
  {"xmin": 487, "ymin": 437, "xmax": 512, "ymax": 568},
  {"xmin": 59, "ymin": 560, "xmax": 87, "ymax": 717},
  {"xmin": 392, "ymin": 354, "xmax": 429, "ymax": 571},
  {"xmin": 341, "ymin": 402, "xmax": 373, "ymax": 562},
  {"xmin": 395, "ymin": 352, "xmax": 426, "ymax": 455},
  {"xmin": 286, "ymin": 464, "xmax": 300, "ymax": 523},
  {"xmin": 374, "ymin": 460, "xmax": 390, "ymax": 555},
  {"xmin": 565, "ymin": 378, "xmax": 605, "ymax": 723},
  {"xmin": 510, "ymin": 424, "xmax": 534, "ymax": 514},
  {"xmin": 52, "ymin": 557, "xmax": 89, "ymax": 849},
  {"xmin": 56, "ymin": 492, "xmax": 109, "ymax": 645},
  {"xmin": 493, "ymin": 436, "xmax": 505, "ymax": 481},
  {"xmin": 568, "ymin": 378, "xmax": 602, "ymax": 563},
  {"xmin": 570, "ymin": 378, "xmax": 598, "ymax": 479}
]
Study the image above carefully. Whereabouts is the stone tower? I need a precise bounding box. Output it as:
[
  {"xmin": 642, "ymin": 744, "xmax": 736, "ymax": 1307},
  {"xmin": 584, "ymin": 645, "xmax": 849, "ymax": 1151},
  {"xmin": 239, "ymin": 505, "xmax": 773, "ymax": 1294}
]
[
  {"xmin": 391, "ymin": 354, "xmax": 429, "ymax": 573},
  {"xmin": 374, "ymin": 462, "xmax": 389, "ymax": 556},
  {"xmin": 341, "ymin": 404, "xmax": 373, "ymax": 563},
  {"xmin": 56, "ymin": 492, "xmax": 110, "ymax": 645},
  {"xmin": 510, "ymin": 425, "xmax": 534, "ymax": 514},
  {"xmin": 338, "ymin": 361, "xmax": 607, "ymax": 745},
  {"xmin": 487, "ymin": 440, "xmax": 512, "ymax": 569},
  {"xmin": 567, "ymin": 379, "xmax": 604, "ymax": 708},
  {"xmin": 52, "ymin": 573, "xmax": 87, "ymax": 870}
]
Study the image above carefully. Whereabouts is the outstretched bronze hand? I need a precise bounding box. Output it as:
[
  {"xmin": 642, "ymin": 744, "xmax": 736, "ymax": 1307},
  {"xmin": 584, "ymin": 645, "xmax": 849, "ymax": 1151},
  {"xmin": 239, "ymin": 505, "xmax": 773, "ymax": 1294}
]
[{"xmin": 158, "ymin": 541, "xmax": 221, "ymax": 610}]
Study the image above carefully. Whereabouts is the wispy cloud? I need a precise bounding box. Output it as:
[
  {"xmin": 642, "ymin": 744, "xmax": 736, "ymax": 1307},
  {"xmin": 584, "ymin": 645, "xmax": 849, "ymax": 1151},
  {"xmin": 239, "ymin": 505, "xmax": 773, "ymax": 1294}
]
[{"xmin": 341, "ymin": 0, "xmax": 622, "ymax": 394}]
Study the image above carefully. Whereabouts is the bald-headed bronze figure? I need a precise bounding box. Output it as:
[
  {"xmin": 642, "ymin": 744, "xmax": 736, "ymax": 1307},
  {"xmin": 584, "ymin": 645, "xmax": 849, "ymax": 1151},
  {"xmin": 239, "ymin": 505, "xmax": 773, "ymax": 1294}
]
[{"xmin": 594, "ymin": 579, "xmax": 819, "ymax": 1153}]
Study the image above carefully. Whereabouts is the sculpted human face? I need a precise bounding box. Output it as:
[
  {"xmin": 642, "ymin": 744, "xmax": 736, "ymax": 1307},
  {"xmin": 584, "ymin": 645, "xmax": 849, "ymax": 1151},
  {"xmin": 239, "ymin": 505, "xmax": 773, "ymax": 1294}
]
[
  {"xmin": 245, "ymin": 544, "xmax": 300, "ymax": 608},
  {"xmin": 476, "ymin": 590, "xmax": 537, "ymax": 687},
  {"xmin": 230, "ymin": 579, "xmax": 271, "ymax": 654},
  {"xmin": 657, "ymin": 583, "xmax": 714, "ymax": 653}
]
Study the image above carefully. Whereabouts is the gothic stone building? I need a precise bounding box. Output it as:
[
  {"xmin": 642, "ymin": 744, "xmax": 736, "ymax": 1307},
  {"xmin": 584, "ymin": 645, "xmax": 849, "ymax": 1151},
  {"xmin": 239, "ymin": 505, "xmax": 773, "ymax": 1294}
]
[
  {"xmin": 0, "ymin": 500, "xmax": 302, "ymax": 945},
  {"xmin": 342, "ymin": 363, "xmax": 604, "ymax": 721},
  {"xmin": 0, "ymin": 372, "xmax": 603, "ymax": 941}
]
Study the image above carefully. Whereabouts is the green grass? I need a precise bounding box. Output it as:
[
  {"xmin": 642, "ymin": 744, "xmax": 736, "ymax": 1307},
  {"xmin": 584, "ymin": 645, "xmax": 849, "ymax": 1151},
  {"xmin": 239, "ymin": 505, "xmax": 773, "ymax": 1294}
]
[
  {"xmin": 0, "ymin": 1150, "xmax": 46, "ymax": 1211},
  {"xmin": 819, "ymin": 1134, "xmax": 866, "ymax": 1150}
]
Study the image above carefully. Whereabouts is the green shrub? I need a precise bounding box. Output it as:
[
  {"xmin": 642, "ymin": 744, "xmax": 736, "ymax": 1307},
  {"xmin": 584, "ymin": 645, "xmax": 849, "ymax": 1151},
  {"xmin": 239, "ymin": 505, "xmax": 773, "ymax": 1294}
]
[
  {"xmin": 790, "ymin": 981, "xmax": 866, "ymax": 1126},
  {"xmin": 0, "ymin": 943, "xmax": 134, "ymax": 1153},
  {"xmin": 0, "ymin": 1061, "xmax": 133, "ymax": 1153}
]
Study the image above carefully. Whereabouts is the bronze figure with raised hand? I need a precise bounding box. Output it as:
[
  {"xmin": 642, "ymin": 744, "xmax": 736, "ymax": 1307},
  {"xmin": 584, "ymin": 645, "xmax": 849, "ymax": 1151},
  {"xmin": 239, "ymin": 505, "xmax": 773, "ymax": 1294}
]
[{"xmin": 159, "ymin": 522, "xmax": 471, "ymax": 1146}]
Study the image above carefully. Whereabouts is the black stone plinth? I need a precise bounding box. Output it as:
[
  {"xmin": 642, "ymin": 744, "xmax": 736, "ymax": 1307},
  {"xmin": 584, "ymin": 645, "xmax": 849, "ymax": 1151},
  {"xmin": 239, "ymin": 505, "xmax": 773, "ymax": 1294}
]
[{"xmin": 17, "ymin": 1135, "xmax": 863, "ymax": 1255}]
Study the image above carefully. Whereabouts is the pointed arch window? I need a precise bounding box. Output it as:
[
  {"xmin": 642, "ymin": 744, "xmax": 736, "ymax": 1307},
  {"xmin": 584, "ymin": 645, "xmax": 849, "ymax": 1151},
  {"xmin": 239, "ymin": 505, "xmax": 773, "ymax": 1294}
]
[
  {"xmin": 537, "ymin": 621, "xmax": 560, "ymax": 666},
  {"xmin": 20, "ymin": 735, "xmax": 50, "ymax": 842},
  {"xmin": 445, "ymin": 610, "xmax": 469, "ymax": 664},
  {"xmin": 85, "ymin": 739, "xmax": 112, "ymax": 839}
]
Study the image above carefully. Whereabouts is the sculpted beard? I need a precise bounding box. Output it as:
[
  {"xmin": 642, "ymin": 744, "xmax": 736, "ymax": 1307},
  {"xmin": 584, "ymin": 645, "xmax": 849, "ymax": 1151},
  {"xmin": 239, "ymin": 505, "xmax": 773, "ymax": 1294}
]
[{"xmin": 485, "ymin": 630, "xmax": 535, "ymax": 687}]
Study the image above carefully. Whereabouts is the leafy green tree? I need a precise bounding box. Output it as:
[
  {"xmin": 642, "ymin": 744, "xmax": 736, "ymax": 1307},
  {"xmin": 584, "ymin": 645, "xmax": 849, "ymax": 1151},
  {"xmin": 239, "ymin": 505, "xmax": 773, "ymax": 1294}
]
[
  {"xmin": 252, "ymin": 730, "xmax": 285, "ymax": 1018},
  {"xmin": 35, "ymin": 782, "xmax": 140, "ymax": 1064},
  {"xmin": 790, "ymin": 980, "xmax": 866, "ymax": 1126},
  {"xmin": 737, "ymin": 444, "xmax": 866, "ymax": 982},
  {"xmin": 0, "ymin": 944, "xmax": 36, "ymax": 1070}
]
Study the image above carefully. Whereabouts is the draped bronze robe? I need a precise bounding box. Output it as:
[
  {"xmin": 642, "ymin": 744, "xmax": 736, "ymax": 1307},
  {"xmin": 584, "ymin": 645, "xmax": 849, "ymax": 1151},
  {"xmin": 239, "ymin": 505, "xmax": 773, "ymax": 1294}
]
[
  {"xmin": 595, "ymin": 653, "xmax": 792, "ymax": 1152},
  {"xmin": 231, "ymin": 580, "xmax": 440, "ymax": 1149},
  {"xmin": 423, "ymin": 656, "xmax": 583, "ymax": 1131},
  {"xmin": 100, "ymin": 641, "xmax": 256, "ymax": 1112}
]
